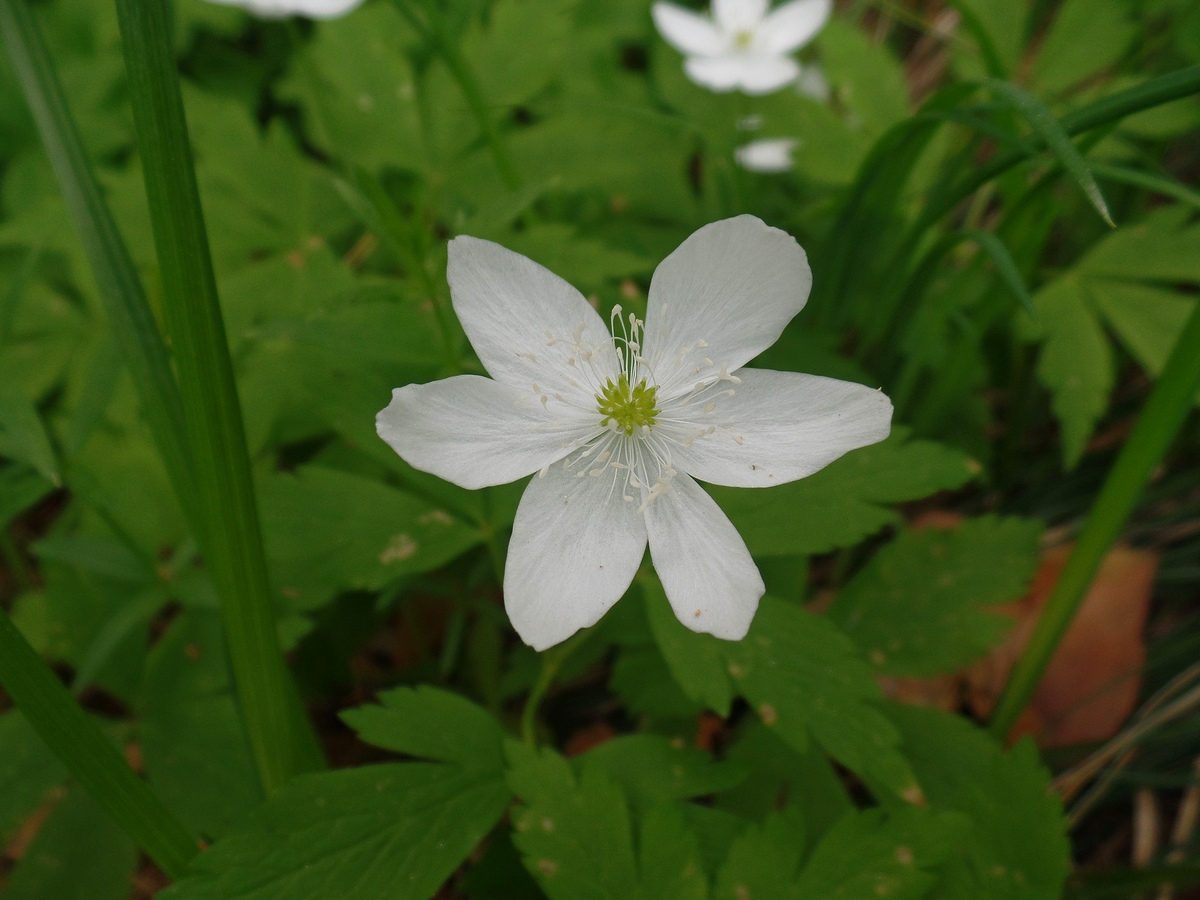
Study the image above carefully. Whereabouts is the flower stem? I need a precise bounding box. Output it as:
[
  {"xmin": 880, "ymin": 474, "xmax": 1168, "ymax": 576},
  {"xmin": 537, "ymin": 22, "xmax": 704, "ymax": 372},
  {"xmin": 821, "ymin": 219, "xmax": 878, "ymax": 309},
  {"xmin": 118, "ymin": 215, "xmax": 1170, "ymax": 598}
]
[
  {"xmin": 520, "ymin": 631, "xmax": 588, "ymax": 747},
  {"xmin": 113, "ymin": 0, "xmax": 324, "ymax": 792},
  {"xmin": 989, "ymin": 296, "xmax": 1200, "ymax": 739},
  {"xmin": 0, "ymin": 609, "xmax": 198, "ymax": 879}
]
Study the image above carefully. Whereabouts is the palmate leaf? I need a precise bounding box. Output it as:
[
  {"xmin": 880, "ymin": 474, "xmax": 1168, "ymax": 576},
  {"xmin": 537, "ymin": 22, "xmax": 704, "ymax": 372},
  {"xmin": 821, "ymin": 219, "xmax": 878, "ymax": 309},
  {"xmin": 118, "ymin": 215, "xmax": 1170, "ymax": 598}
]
[
  {"xmin": 709, "ymin": 428, "xmax": 979, "ymax": 557},
  {"xmin": 258, "ymin": 465, "xmax": 483, "ymax": 612},
  {"xmin": 887, "ymin": 704, "xmax": 1070, "ymax": 899},
  {"xmin": 165, "ymin": 687, "xmax": 512, "ymax": 900},
  {"xmin": 647, "ymin": 586, "xmax": 920, "ymax": 800},
  {"xmin": 827, "ymin": 516, "xmax": 1043, "ymax": 677},
  {"xmin": 506, "ymin": 742, "xmax": 709, "ymax": 900},
  {"xmin": 1024, "ymin": 206, "xmax": 1200, "ymax": 467}
]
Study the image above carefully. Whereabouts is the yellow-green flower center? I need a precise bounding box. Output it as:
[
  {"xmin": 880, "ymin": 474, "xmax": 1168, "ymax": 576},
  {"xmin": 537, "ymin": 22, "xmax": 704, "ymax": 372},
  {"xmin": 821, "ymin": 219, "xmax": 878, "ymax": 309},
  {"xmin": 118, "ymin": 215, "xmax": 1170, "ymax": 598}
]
[
  {"xmin": 596, "ymin": 375, "xmax": 659, "ymax": 436},
  {"xmin": 734, "ymin": 29, "xmax": 754, "ymax": 49}
]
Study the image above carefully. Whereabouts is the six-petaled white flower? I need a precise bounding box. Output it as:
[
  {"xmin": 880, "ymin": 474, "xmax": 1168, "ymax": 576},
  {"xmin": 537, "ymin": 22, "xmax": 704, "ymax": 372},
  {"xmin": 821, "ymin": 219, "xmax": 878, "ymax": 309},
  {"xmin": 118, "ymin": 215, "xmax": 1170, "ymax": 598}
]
[
  {"xmin": 377, "ymin": 216, "xmax": 892, "ymax": 650},
  {"xmin": 653, "ymin": 0, "xmax": 832, "ymax": 94},
  {"xmin": 203, "ymin": 0, "xmax": 364, "ymax": 19}
]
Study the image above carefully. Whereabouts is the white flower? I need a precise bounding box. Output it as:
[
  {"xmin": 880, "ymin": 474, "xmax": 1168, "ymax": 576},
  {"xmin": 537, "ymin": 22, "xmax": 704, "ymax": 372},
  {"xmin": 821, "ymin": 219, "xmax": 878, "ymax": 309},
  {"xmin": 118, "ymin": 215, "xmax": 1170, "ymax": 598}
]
[
  {"xmin": 202, "ymin": 0, "xmax": 364, "ymax": 19},
  {"xmin": 653, "ymin": 0, "xmax": 832, "ymax": 94},
  {"xmin": 377, "ymin": 216, "xmax": 892, "ymax": 650},
  {"xmin": 736, "ymin": 137, "xmax": 799, "ymax": 172}
]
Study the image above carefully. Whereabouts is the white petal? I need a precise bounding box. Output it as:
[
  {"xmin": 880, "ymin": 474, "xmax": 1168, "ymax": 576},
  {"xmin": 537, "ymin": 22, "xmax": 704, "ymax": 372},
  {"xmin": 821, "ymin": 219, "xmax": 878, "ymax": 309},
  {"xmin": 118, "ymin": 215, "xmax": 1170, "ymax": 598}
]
[
  {"xmin": 733, "ymin": 54, "xmax": 802, "ymax": 93},
  {"xmin": 376, "ymin": 375, "xmax": 596, "ymax": 490},
  {"xmin": 205, "ymin": 0, "xmax": 364, "ymax": 17},
  {"xmin": 661, "ymin": 368, "xmax": 893, "ymax": 487},
  {"xmin": 758, "ymin": 0, "xmax": 831, "ymax": 54},
  {"xmin": 735, "ymin": 137, "xmax": 798, "ymax": 172},
  {"xmin": 642, "ymin": 215, "xmax": 811, "ymax": 399},
  {"xmin": 505, "ymin": 459, "xmax": 648, "ymax": 650},
  {"xmin": 683, "ymin": 56, "xmax": 752, "ymax": 92},
  {"xmin": 713, "ymin": 0, "xmax": 769, "ymax": 33},
  {"xmin": 652, "ymin": 3, "xmax": 729, "ymax": 56},
  {"xmin": 645, "ymin": 472, "xmax": 763, "ymax": 640},
  {"xmin": 795, "ymin": 63, "xmax": 830, "ymax": 101},
  {"xmin": 447, "ymin": 236, "xmax": 619, "ymax": 398}
]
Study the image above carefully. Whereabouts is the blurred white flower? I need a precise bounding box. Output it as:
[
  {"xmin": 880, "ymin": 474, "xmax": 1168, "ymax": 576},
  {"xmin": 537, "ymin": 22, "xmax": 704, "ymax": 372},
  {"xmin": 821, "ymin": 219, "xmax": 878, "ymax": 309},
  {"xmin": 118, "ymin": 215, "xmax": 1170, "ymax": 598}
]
[
  {"xmin": 377, "ymin": 216, "xmax": 893, "ymax": 650},
  {"xmin": 653, "ymin": 0, "xmax": 832, "ymax": 94},
  {"xmin": 203, "ymin": 0, "xmax": 364, "ymax": 19},
  {"xmin": 795, "ymin": 63, "xmax": 830, "ymax": 101},
  {"xmin": 736, "ymin": 137, "xmax": 799, "ymax": 172}
]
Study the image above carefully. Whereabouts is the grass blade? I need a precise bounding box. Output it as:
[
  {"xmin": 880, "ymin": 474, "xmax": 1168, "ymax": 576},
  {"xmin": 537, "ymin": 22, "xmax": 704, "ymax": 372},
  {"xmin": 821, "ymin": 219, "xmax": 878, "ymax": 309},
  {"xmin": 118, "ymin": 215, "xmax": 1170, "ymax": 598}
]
[
  {"xmin": 113, "ymin": 0, "xmax": 323, "ymax": 792},
  {"xmin": 0, "ymin": 609, "xmax": 198, "ymax": 878},
  {"xmin": 989, "ymin": 294, "xmax": 1200, "ymax": 738},
  {"xmin": 1091, "ymin": 162, "xmax": 1200, "ymax": 212},
  {"xmin": 987, "ymin": 78, "xmax": 1115, "ymax": 227},
  {"xmin": 0, "ymin": 0, "xmax": 193, "ymax": 512},
  {"xmin": 963, "ymin": 229, "xmax": 1036, "ymax": 320}
]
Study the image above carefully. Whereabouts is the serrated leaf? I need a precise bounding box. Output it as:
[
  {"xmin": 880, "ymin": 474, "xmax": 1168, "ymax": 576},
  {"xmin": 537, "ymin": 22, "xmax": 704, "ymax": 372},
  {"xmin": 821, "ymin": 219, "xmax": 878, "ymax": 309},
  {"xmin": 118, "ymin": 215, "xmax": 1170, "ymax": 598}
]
[
  {"xmin": 887, "ymin": 704, "xmax": 1070, "ymax": 899},
  {"xmin": 140, "ymin": 611, "xmax": 261, "ymax": 840},
  {"xmin": 827, "ymin": 516, "xmax": 1042, "ymax": 677},
  {"xmin": 645, "ymin": 579, "xmax": 734, "ymax": 716},
  {"xmin": 710, "ymin": 428, "xmax": 979, "ymax": 557},
  {"xmin": 1090, "ymin": 280, "xmax": 1198, "ymax": 386},
  {"xmin": 0, "ymin": 387, "xmax": 59, "ymax": 484},
  {"xmin": 1030, "ymin": 276, "xmax": 1113, "ymax": 468},
  {"xmin": 259, "ymin": 465, "xmax": 482, "ymax": 611},
  {"xmin": 712, "ymin": 805, "xmax": 806, "ymax": 900},
  {"xmin": 1078, "ymin": 206, "xmax": 1200, "ymax": 282},
  {"xmin": 463, "ymin": 0, "xmax": 576, "ymax": 108},
  {"xmin": 2, "ymin": 788, "xmax": 137, "ymax": 900},
  {"xmin": 1031, "ymin": 0, "xmax": 1137, "ymax": 95},
  {"xmin": 792, "ymin": 807, "xmax": 967, "ymax": 899},
  {"xmin": 162, "ymin": 763, "xmax": 511, "ymax": 900},
  {"xmin": 341, "ymin": 685, "xmax": 506, "ymax": 771},
  {"xmin": 507, "ymin": 742, "xmax": 708, "ymax": 900},
  {"xmin": 281, "ymin": 3, "xmax": 424, "ymax": 172},
  {"xmin": 725, "ymin": 598, "xmax": 920, "ymax": 799},
  {"xmin": 988, "ymin": 79, "xmax": 1114, "ymax": 226},
  {"xmin": 579, "ymin": 735, "xmax": 747, "ymax": 812},
  {"xmin": 0, "ymin": 712, "xmax": 66, "ymax": 843}
]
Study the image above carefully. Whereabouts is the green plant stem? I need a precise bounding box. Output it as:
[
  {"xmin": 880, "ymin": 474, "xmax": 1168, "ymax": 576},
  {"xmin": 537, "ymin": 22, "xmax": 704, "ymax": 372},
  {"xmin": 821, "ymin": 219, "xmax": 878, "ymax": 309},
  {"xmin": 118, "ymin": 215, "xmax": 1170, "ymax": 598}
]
[
  {"xmin": 391, "ymin": 0, "xmax": 521, "ymax": 189},
  {"xmin": 0, "ymin": 609, "xmax": 198, "ymax": 878},
  {"xmin": 989, "ymin": 297, "xmax": 1200, "ymax": 739},
  {"xmin": 521, "ymin": 632, "xmax": 588, "ymax": 747},
  {"xmin": 0, "ymin": 0, "xmax": 194, "ymax": 517},
  {"xmin": 113, "ymin": 0, "xmax": 323, "ymax": 792}
]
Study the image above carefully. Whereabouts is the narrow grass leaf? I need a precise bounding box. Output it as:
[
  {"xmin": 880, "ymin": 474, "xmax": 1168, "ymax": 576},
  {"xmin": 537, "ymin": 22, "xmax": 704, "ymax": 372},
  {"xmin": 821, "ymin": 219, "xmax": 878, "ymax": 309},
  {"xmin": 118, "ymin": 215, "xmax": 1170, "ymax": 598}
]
[
  {"xmin": 1092, "ymin": 163, "xmax": 1200, "ymax": 213},
  {"xmin": 965, "ymin": 228, "xmax": 1037, "ymax": 319},
  {"xmin": 987, "ymin": 79, "xmax": 1114, "ymax": 226}
]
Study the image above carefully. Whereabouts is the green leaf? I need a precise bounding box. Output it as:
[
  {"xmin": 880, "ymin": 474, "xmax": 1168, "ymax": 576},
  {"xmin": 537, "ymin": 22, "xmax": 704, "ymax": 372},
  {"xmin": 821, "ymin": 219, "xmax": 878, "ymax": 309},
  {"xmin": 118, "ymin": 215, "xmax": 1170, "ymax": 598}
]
[
  {"xmin": 792, "ymin": 807, "xmax": 967, "ymax": 899},
  {"xmin": 0, "ymin": 711, "xmax": 66, "ymax": 842},
  {"xmin": 827, "ymin": 516, "xmax": 1043, "ymax": 677},
  {"xmin": 1031, "ymin": 0, "xmax": 1136, "ymax": 95},
  {"xmin": 2, "ymin": 788, "xmax": 138, "ymax": 900},
  {"xmin": 140, "ymin": 610, "xmax": 262, "ymax": 840},
  {"xmin": 647, "ymin": 589, "xmax": 920, "ymax": 799},
  {"xmin": 1029, "ymin": 276, "xmax": 1113, "ymax": 468},
  {"xmin": 578, "ymin": 735, "xmax": 747, "ymax": 812},
  {"xmin": 712, "ymin": 805, "xmax": 806, "ymax": 900},
  {"xmin": 725, "ymin": 598, "xmax": 920, "ymax": 800},
  {"xmin": 645, "ymin": 579, "xmax": 734, "ymax": 716},
  {"xmin": 819, "ymin": 20, "xmax": 910, "ymax": 136},
  {"xmin": 887, "ymin": 704, "xmax": 1070, "ymax": 899},
  {"xmin": 963, "ymin": 229, "xmax": 1036, "ymax": 319},
  {"xmin": 162, "ymin": 763, "xmax": 512, "ymax": 900},
  {"xmin": 506, "ymin": 742, "xmax": 709, "ymax": 900},
  {"xmin": 1090, "ymin": 280, "xmax": 1198, "ymax": 386},
  {"xmin": 341, "ymin": 685, "xmax": 506, "ymax": 770},
  {"xmin": 1077, "ymin": 206, "xmax": 1200, "ymax": 282},
  {"xmin": 463, "ymin": 0, "xmax": 576, "ymax": 108},
  {"xmin": 0, "ymin": 464, "xmax": 53, "ymax": 526},
  {"xmin": 987, "ymin": 79, "xmax": 1114, "ymax": 226},
  {"xmin": 282, "ymin": 3, "xmax": 424, "ymax": 172},
  {"xmin": 259, "ymin": 465, "xmax": 482, "ymax": 611},
  {"xmin": 710, "ymin": 428, "xmax": 979, "ymax": 556},
  {"xmin": 0, "ymin": 387, "xmax": 58, "ymax": 484}
]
